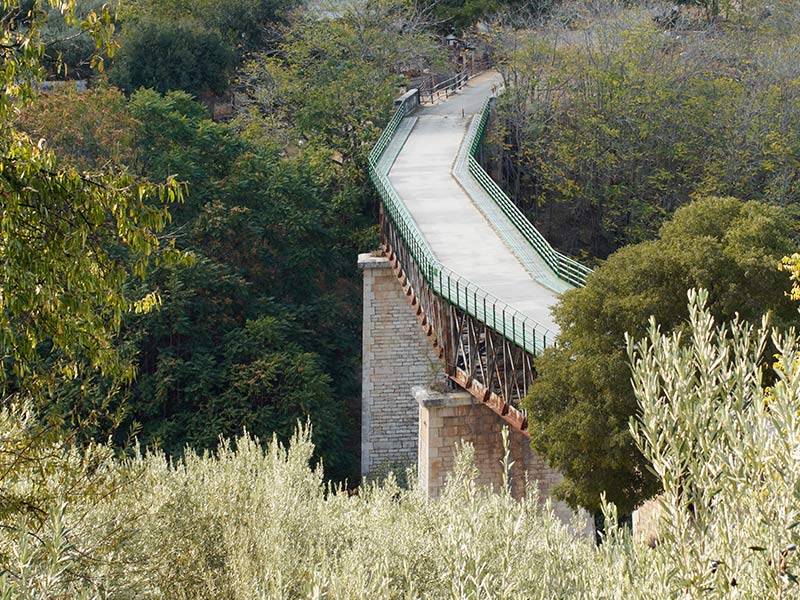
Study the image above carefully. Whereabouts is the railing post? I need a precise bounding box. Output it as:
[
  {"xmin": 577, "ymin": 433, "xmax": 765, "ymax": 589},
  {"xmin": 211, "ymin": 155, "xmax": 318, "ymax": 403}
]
[{"xmin": 512, "ymin": 314, "xmax": 516, "ymax": 345}]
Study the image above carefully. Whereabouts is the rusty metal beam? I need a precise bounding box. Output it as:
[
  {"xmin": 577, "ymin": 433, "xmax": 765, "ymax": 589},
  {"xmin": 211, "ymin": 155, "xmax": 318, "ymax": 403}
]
[{"xmin": 379, "ymin": 231, "xmax": 533, "ymax": 436}]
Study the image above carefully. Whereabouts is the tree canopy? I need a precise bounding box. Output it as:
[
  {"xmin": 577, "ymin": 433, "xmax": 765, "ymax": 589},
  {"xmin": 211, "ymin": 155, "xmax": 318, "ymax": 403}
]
[
  {"xmin": 523, "ymin": 196, "xmax": 798, "ymax": 514},
  {"xmin": 13, "ymin": 0, "xmax": 448, "ymax": 483},
  {"xmin": 0, "ymin": 0, "xmax": 183, "ymax": 407},
  {"xmin": 109, "ymin": 18, "xmax": 235, "ymax": 95},
  {"xmin": 490, "ymin": 10, "xmax": 800, "ymax": 260},
  {"xmin": 118, "ymin": 0, "xmax": 299, "ymax": 53}
]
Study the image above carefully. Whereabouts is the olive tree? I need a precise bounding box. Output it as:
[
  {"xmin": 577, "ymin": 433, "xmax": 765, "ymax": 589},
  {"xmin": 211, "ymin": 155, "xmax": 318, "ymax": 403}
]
[{"xmin": 628, "ymin": 289, "xmax": 800, "ymax": 596}]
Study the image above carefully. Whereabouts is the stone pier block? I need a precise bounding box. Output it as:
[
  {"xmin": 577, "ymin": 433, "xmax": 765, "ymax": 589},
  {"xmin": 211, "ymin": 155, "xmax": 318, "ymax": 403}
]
[
  {"xmin": 359, "ymin": 253, "xmax": 444, "ymax": 478},
  {"xmin": 416, "ymin": 386, "xmax": 571, "ymax": 511}
]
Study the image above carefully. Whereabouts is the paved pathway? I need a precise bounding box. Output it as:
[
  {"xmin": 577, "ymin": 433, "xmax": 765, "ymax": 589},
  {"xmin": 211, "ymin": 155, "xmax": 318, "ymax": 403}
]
[{"xmin": 387, "ymin": 71, "xmax": 569, "ymax": 336}]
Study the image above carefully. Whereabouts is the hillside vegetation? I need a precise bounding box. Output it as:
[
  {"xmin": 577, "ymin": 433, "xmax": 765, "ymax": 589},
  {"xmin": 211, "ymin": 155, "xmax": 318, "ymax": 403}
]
[
  {"xmin": 3, "ymin": 289, "xmax": 800, "ymax": 598},
  {"xmin": 491, "ymin": 2, "xmax": 800, "ymax": 258},
  {"xmin": 1, "ymin": 0, "xmax": 799, "ymax": 596},
  {"xmin": 12, "ymin": 0, "xmax": 446, "ymax": 481}
]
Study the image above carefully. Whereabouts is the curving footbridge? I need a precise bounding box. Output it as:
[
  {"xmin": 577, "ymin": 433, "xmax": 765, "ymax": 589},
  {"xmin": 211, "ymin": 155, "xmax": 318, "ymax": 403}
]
[{"xmin": 368, "ymin": 71, "xmax": 591, "ymax": 436}]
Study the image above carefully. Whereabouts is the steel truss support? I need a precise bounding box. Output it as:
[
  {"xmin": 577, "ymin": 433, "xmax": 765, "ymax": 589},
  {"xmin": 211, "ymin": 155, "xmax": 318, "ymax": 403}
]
[{"xmin": 380, "ymin": 215, "xmax": 534, "ymax": 436}]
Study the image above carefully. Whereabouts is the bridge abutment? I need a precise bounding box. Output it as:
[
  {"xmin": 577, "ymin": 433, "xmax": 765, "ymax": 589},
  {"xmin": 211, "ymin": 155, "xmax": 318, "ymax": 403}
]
[{"xmin": 415, "ymin": 387, "xmax": 563, "ymax": 501}]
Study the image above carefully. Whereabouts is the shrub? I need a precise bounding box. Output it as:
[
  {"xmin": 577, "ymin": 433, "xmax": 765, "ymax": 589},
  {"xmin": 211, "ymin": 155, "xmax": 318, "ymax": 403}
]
[
  {"xmin": 628, "ymin": 289, "xmax": 800, "ymax": 596},
  {"xmin": 109, "ymin": 18, "xmax": 234, "ymax": 96}
]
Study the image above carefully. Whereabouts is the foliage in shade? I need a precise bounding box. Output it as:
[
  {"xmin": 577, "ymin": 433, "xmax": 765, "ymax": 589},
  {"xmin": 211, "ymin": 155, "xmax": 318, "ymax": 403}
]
[
  {"xmin": 523, "ymin": 197, "xmax": 798, "ymax": 514},
  {"xmin": 107, "ymin": 89, "xmax": 358, "ymax": 479}
]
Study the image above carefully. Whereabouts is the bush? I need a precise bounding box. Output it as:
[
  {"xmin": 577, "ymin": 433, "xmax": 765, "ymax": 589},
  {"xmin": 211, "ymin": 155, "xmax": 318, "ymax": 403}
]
[
  {"xmin": 110, "ymin": 18, "xmax": 234, "ymax": 96},
  {"xmin": 3, "ymin": 305, "xmax": 799, "ymax": 599},
  {"xmin": 2, "ymin": 294, "xmax": 799, "ymax": 599},
  {"xmin": 628, "ymin": 289, "xmax": 800, "ymax": 596}
]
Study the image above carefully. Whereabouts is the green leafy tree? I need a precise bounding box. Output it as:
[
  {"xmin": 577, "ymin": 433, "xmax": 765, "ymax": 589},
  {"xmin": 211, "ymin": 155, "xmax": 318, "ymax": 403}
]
[
  {"xmin": 127, "ymin": 89, "xmax": 242, "ymax": 219},
  {"xmin": 109, "ymin": 17, "xmax": 234, "ymax": 95},
  {"xmin": 523, "ymin": 196, "xmax": 798, "ymax": 514},
  {"xmin": 118, "ymin": 0, "xmax": 299, "ymax": 54},
  {"xmin": 221, "ymin": 317, "xmax": 350, "ymax": 476},
  {"xmin": 232, "ymin": 1, "xmax": 447, "ymax": 446},
  {"xmin": 8, "ymin": 0, "xmax": 445, "ymax": 482},
  {"xmin": 0, "ymin": 0, "xmax": 182, "ymax": 405},
  {"xmin": 240, "ymin": 0, "xmax": 442, "ymax": 150},
  {"xmin": 92, "ymin": 89, "xmax": 359, "ymax": 479},
  {"xmin": 238, "ymin": 0, "xmax": 444, "ymax": 255},
  {"xmin": 19, "ymin": 82, "xmax": 362, "ymax": 479},
  {"xmin": 0, "ymin": 0, "xmax": 183, "ymax": 526}
]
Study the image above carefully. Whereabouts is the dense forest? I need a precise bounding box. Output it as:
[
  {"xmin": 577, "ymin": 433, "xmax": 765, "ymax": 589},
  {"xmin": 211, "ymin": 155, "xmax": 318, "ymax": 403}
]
[
  {"xmin": 11, "ymin": 0, "xmax": 455, "ymax": 482},
  {"xmin": 1, "ymin": 0, "xmax": 799, "ymax": 596}
]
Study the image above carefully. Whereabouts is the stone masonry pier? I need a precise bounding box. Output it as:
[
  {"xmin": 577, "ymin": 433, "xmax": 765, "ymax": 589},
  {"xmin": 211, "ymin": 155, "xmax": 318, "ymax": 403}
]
[
  {"xmin": 358, "ymin": 253, "xmax": 443, "ymax": 477},
  {"xmin": 360, "ymin": 252, "xmax": 566, "ymax": 506},
  {"xmin": 415, "ymin": 388, "xmax": 563, "ymax": 500}
]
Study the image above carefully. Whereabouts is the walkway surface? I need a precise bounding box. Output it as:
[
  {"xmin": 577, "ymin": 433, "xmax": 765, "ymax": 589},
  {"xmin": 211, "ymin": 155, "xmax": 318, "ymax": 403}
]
[{"xmin": 387, "ymin": 71, "xmax": 570, "ymax": 336}]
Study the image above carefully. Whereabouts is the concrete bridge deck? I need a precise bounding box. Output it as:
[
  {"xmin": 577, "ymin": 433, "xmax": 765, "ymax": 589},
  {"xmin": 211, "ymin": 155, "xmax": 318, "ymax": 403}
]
[{"xmin": 387, "ymin": 71, "xmax": 569, "ymax": 337}]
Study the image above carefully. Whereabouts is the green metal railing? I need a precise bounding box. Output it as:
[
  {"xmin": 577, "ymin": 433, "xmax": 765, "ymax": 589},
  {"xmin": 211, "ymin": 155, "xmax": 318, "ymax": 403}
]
[
  {"xmin": 418, "ymin": 70, "xmax": 469, "ymax": 104},
  {"xmin": 467, "ymin": 98, "xmax": 593, "ymax": 288},
  {"xmin": 368, "ymin": 94, "xmax": 554, "ymax": 356}
]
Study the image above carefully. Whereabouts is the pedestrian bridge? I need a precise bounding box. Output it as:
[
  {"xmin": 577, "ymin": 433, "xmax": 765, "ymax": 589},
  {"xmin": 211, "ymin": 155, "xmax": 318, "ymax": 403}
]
[{"xmin": 360, "ymin": 71, "xmax": 591, "ymax": 500}]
